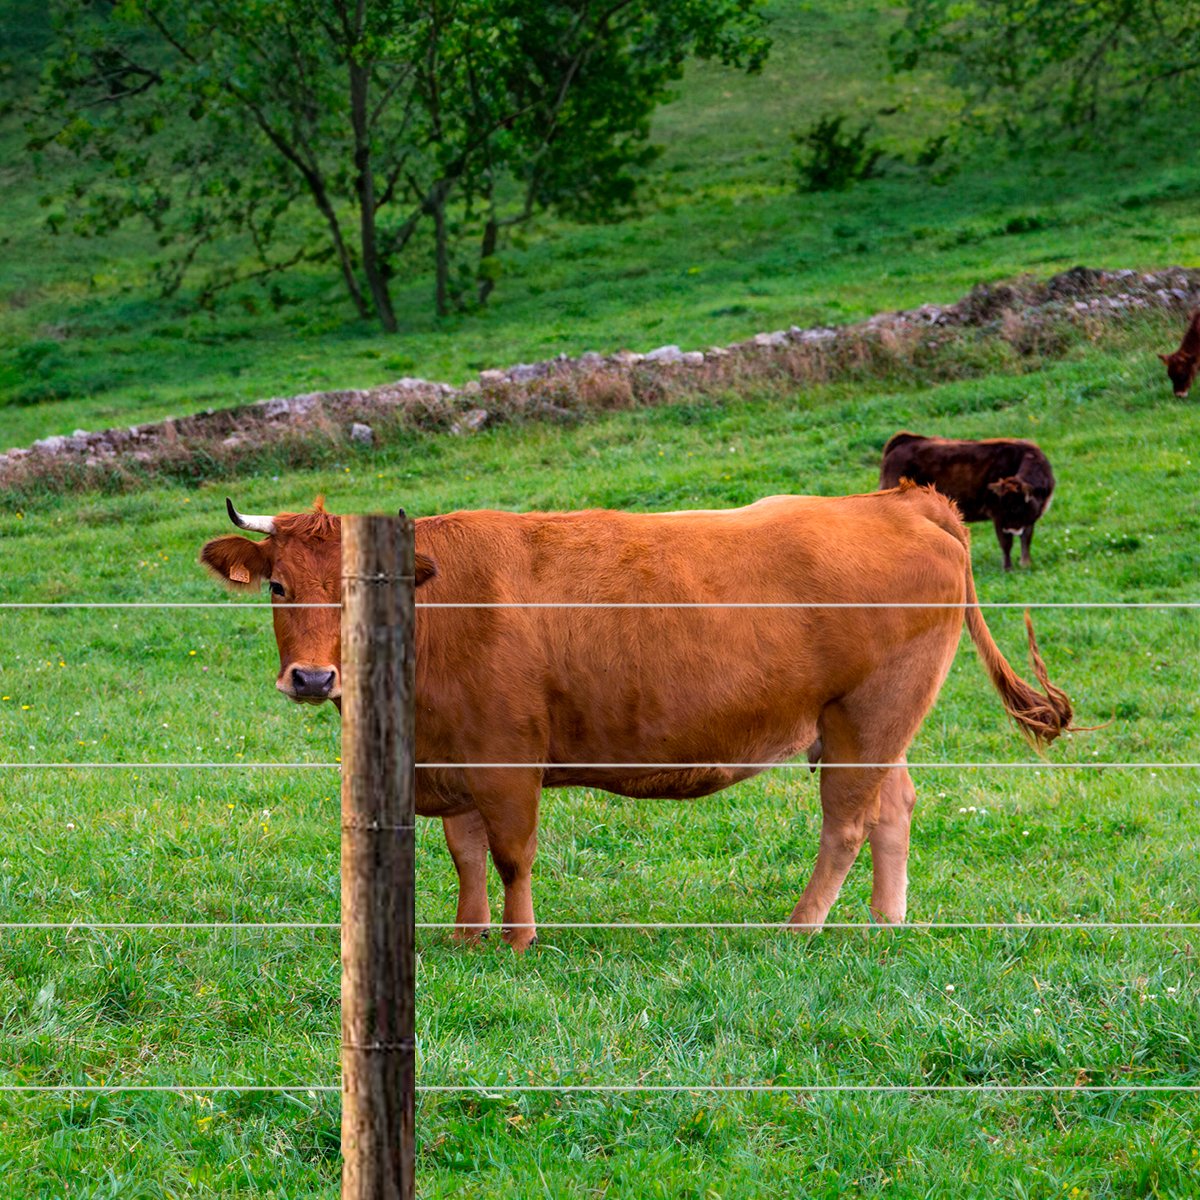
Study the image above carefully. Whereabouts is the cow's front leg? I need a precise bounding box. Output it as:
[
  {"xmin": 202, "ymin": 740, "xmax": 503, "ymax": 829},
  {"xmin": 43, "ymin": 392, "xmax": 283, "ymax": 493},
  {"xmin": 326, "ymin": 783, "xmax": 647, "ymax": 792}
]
[
  {"xmin": 1019, "ymin": 526, "xmax": 1034, "ymax": 569},
  {"xmin": 867, "ymin": 763, "xmax": 916, "ymax": 924},
  {"xmin": 442, "ymin": 810, "xmax": 491, "ymax": 942},
  {"xmin": 472, "ymin": 770, "xmax": 541, "ymax": 952},
  {"xmin": 995, "ymin": 523, "xmax": 1014, "ymax": 571}
]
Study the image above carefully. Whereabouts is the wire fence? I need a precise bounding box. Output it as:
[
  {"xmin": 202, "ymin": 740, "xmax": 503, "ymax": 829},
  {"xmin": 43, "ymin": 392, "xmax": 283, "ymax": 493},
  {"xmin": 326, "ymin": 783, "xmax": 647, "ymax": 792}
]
[
  {"xmin": 3, "ymin": 920, "xmax": 1199, "ymax": 931},
  {"xmin": 5, "ymin": 600, "xmax": 1200, "ymax": 607},
  {"xmin": 0, "ymin": 1083, "xmax": 1197, "ymax": 1095},
  {"xmin": 0, "ymin": 761, "xmax": 1191, "ymax": 768},
  {"xmin": 2, "ymin": 594, "xmax": 1198, "ymax": 1104}
]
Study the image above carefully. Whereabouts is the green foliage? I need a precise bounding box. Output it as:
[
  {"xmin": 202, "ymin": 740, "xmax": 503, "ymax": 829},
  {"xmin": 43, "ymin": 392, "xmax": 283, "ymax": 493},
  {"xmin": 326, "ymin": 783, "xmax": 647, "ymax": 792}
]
[
  {"xmin": 893, "ymin": 0, "xmax": 1200, "ymax": 133},
  {"xmin": 792, "ymin": 113, "xmax": 882, "ymax": 191},
  {"xmin": 17, "ymin": 0, "xmax": 770, "ymax": 328}
]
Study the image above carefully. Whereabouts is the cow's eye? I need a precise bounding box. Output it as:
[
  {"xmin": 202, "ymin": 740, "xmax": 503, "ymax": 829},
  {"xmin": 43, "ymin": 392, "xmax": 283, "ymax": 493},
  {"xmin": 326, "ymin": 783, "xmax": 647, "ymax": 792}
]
[{"xmin": 269, "ymin": 581, "xmax": 285, "ymax": 597}]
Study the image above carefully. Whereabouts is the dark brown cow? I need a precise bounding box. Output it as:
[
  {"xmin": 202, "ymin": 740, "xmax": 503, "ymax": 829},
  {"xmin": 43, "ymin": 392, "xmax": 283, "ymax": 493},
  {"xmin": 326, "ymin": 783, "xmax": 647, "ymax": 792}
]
[
  {"xmin": 880, "ymin": 432, "xmax": 1055, "ymax": 571},
  {"xmin": 1160, "ymin": 309, "xmax": 1200, "ymax": 398},
  {"xmin": 201, "ymin": 488, "xmax": 1072, "ymax": 950}
]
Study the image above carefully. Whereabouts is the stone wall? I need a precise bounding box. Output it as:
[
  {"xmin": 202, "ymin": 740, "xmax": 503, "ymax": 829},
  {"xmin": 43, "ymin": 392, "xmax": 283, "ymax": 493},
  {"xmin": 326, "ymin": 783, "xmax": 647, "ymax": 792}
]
[{"xmin": 2, "ymin": 266, "xmax": 1196, "ymax": 497}]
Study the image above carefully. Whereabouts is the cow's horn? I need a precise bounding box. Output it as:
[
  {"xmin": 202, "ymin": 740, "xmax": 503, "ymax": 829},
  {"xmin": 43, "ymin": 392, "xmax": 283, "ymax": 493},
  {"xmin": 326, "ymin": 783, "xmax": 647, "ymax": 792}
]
[{"xmin": 226, "ymin": 497, "xmax": 275, "ymax": 535}]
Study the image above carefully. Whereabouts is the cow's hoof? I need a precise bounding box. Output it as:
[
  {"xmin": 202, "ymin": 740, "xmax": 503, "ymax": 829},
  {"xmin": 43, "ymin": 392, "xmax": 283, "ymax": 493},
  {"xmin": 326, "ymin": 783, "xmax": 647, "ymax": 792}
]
[{"xmin": 502, "ymin": 932, "xmax": 538, "ymax": 953}]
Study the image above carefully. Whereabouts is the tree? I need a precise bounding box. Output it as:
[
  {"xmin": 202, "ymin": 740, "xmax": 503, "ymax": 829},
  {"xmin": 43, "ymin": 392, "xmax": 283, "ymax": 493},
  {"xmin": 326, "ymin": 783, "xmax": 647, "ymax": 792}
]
[
  {"xmin": 23, "ymin": 0, "xmax": 769, "ymax": 330},
  {"xmin": 893, "ymin": 1, "xmax": 1200, "ymax": 135}
]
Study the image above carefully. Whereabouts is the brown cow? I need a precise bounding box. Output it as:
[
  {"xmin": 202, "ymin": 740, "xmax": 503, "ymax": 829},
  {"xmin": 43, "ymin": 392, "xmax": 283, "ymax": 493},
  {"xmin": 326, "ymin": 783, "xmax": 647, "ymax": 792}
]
[
  {"xmin": 880, "ymin": 432, "xmax": 1055, "ymax": 571},
  {"xmin": 1160, "ymin": 309, "xmax": 1200, "ymax": 398},
  {"xmin": 201, "ymin": 488, "xmax": 1072, "ymax": 950}
]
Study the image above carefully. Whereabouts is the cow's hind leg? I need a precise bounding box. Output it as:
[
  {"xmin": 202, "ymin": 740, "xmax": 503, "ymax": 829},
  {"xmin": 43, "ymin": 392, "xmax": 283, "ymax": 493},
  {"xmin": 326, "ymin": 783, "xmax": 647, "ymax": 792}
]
[
  {"xmin": 790, "ymin": 627, "xmax": 955, "ymax": 930},
  {"xmin": 789, "ymin": 761, "xmax": 884, "ymax": 929},
  {"xmin": 789, "ymin": 700, "xmax": 892, "ymax": 928},
  {"xmin": 867, "ymin": 763, "xmax": 916, "ymax": 924},
  {"xmin": 442, "ymin": 810, "xmax": 491, "ymax": 942},
  {"xmin": 470, "ymin": 769, "xmax": 541, "ymax": 952}
]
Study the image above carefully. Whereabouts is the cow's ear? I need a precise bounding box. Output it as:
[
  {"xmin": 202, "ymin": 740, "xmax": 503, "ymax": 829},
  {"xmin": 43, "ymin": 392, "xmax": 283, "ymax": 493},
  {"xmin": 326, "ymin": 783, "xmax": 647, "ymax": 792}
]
[
  {"xmin": 414, "ymin": 552, "xmax": 437, "ymax": 587},
  {"xmin": 200, "ymin": 535, "xmax": 272, "ymax": 591}
]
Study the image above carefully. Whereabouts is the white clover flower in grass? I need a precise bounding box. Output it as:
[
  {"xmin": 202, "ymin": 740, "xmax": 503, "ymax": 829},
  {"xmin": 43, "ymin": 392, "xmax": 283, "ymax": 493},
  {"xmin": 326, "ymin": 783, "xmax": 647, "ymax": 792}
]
[{"xmin": 944, "ymin": 984, "xmax": 955, "ymax": 994}]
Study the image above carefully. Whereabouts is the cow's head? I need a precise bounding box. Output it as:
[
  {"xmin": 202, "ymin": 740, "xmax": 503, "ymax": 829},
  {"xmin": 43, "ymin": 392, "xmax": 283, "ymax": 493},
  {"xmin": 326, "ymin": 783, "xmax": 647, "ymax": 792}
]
[
  {"xmin": 200, "ymin": 497, "xmax": 435, "ymax": 708},
  {"xmin": 1159, "ymin": 349, "xmax": 1198, "ymax": 398},
  {"xmin": 987, "ymin": 476, "xmax": 1043, "ymax": 532}
]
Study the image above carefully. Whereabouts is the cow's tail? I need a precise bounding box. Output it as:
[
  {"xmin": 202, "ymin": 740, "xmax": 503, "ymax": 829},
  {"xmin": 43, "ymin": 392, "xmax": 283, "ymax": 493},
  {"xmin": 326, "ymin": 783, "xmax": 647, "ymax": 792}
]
[{"xmin": 962, "ymin": 558, "xmax": 1073, "ymax": 747}]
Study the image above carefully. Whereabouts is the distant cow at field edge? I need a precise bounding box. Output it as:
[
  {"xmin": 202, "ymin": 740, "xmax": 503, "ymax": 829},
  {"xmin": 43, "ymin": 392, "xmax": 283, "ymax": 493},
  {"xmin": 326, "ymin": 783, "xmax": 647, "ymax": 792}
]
[
  {"xmin": 880, "ymin": 433, "xmax": 1055, "ymax": 571},
  {"xmin": 1160, "ymin": 309, "xmax": 1200, "ymax": 398},
  {"xmin": 201, "ymin": 489, "xmax": 1073, "ymax": 950}
]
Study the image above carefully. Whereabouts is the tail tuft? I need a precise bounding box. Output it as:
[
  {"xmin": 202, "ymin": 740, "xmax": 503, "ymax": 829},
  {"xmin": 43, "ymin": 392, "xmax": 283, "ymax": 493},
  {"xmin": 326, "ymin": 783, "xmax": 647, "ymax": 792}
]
[
  {"xmin": 962, "ymin": 561, "xmax": 1074, "ymax": 747},
  {"xmin": 1013, "ymin": 611, "xmax": 1074, "ymax": 746}
]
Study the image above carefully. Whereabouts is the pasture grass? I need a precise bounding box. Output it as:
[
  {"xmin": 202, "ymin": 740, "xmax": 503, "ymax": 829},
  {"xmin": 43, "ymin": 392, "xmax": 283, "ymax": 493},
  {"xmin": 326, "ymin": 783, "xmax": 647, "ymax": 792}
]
[
  {"xmin": 0, "ymin": 325, "xmax": 1198, "ymax": 1195},
  {"xmin": 4, "ymin": 0, "xmax": 1200, "ymax": 448}
]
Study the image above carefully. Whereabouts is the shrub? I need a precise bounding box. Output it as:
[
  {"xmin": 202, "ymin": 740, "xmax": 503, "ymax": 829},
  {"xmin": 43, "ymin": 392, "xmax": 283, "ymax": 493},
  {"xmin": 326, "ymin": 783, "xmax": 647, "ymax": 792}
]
[{"xmin": 792, "ymin": 115, "xmax": 882, "ymax": 192}]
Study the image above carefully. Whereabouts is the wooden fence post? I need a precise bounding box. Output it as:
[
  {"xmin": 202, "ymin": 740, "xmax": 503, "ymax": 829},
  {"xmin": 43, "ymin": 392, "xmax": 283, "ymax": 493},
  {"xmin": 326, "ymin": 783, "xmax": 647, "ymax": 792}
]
[{"xmin": 341, "ymin": 513, "xmax": 415, "ymax": 1200}]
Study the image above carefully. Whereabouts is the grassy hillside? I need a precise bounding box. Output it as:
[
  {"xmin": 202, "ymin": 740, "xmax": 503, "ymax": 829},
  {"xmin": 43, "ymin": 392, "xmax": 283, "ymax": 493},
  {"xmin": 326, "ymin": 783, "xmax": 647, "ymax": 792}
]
[
  {"xmin": 3, "ymin": 0, "xmax": 1200, "ymax": 449},
  {"xmin": 1, "ymin": 326, "xmax": 1198, "ymax": 1195}
]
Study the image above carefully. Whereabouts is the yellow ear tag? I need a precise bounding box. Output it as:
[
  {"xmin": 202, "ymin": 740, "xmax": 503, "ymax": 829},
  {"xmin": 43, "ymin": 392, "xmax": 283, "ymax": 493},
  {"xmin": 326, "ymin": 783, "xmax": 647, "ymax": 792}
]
[{"xmin": 229, "ymin": 563, "xmax": 252, "ymax": 584}]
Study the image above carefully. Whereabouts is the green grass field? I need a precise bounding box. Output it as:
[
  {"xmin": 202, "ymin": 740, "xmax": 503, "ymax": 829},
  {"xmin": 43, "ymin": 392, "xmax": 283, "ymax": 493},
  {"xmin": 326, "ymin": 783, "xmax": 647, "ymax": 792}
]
[{"xmin": 1, "ymin": 320, "xmax": 1199, "ymax": 1196}]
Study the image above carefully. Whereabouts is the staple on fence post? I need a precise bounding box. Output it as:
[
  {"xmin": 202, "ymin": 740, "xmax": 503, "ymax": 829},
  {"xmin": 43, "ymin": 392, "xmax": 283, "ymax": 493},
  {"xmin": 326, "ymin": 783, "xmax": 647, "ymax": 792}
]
[{"xmin": 341, "ymin": 513, "xmax": 415, "ymax": 1200}]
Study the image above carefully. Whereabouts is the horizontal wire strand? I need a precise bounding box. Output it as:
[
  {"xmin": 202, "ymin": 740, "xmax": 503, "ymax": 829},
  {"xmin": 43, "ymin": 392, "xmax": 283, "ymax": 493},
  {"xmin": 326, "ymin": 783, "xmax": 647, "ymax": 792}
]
[
  {"xmin": 421, "ymin": 1084, "xmax": 1200, "ymax": 1094},
  {"xmin": 0, "ymin": 762, "xmax": 1192, "ymax": 770},
  {"xmin": 3, "ymin": 600, "xmax": 1200, "ymax": 609},
  {"xmin": 0, "ymin": 603, "xmax": 340, "ymax": 609},
  {"xmin": 0, "ymin": 921, "xmax": 1196, "ymax": 931},
  {"xmin": 0, "ymin": 1083, "xmax": 1195, "ymax": 1094}
]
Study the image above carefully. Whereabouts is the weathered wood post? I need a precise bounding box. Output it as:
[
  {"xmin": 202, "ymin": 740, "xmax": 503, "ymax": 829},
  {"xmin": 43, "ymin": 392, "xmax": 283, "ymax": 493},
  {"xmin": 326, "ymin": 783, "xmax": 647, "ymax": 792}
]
[{"xmin": 341, "ymin": 513, "xmax": 415, "ymax": 1200}]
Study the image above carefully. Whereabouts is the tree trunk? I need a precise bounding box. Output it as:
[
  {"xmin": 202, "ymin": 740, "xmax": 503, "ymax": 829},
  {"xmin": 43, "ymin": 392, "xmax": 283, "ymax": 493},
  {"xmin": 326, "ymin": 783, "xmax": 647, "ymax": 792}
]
[
  {"xmin": 311, "ymin": 176, "xmax": 371, "ymax": 321},
  {"xmin": 431, "ymin": 182, "xmax": 450, "ymax": 317},
  {"xmin": 348, "ymin": 57, "xmax": 398, "ymax": 333},
  {"xmin": 477, "ymin": 212, "xmax": 497, "ymax": 307}
]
